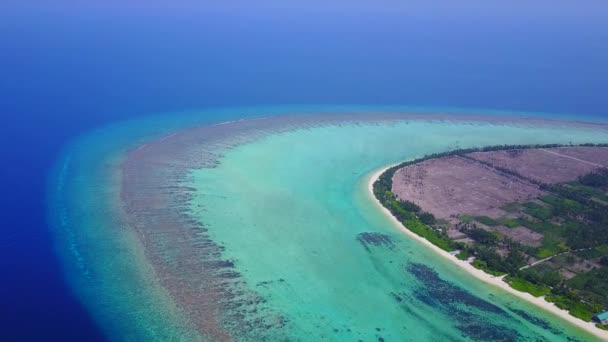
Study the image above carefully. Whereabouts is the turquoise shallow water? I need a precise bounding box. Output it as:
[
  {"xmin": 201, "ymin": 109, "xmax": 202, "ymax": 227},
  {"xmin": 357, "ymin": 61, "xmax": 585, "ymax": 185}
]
[
  {"xmin": 49, "ymin": 108, "xmax": 608, "ymax": 341},
  {"xmin": 188, "ymin": 120, "xmax": 608, "ymax": 341}
]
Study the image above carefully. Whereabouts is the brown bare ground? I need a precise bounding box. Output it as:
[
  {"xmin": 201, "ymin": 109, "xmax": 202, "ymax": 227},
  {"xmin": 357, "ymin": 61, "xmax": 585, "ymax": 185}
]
[
  {"xmin": 548, "ymin": 146, "xmax": 608, "ymax": 167},
  {"xmin": 392, "ymin": 147, "xmax": 608, "ymax": 220},
  {"xmin": 391, "ymin": 146, "xmax": 608, "ymax": 250},
  {"xmin": 467, "ymin": 147, "xmax": 608, "ymax": 184},
  {"xmin": 392, "ymin": 155, "xmax": 545, "ymax": 219},
  {"xmin": 491, "ymin": 226, "xmax": 543, "ymax": 247}
]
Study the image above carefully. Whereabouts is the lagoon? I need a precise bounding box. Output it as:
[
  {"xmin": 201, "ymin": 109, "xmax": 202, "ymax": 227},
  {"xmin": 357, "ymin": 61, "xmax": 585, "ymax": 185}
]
[{"xmin": 51, "ymin": 109, "xmax": 608, "ymax": 341}]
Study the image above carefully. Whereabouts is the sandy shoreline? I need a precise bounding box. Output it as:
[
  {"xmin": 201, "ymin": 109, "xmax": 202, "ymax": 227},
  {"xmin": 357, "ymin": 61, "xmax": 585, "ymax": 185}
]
[{"xmin": 367, "ymin": 167, "xmax": 608, "ymax": 340}]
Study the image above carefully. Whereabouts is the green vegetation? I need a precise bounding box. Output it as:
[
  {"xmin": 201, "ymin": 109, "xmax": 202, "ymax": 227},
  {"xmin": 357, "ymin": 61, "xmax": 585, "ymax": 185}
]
[
  {"xmin": 519, "ymin": 265, "xmax": 562, "ymax": 287},
  {"xmin": 516, "ymin": 217, "xmax": 563, "ymax": 235},
  {"xmin": 579, "ymin": 168, "xmax": 608, "ymax": 187},
  {"xmin": 510, "ymin": 175, "xmax": 608, "ymax": 319},
  {"xmin": 597, "ymin": 245, "xmax": 608, "ymax": 256},
  {"xmin": 471, "ymin": 259, "xmax": 504, "ymax": 277},
  {"xmin": 497, "ymin": 217, "xmax": 520, "ymax": 228},
  {"xmin": 500, "ymin": 202, "xmax": 520, "ymax": 213},
  {"xmin": 534, "ymin": 235, "xmax": 570, "ymax": 259},
  {"xmin": 465, "ymin": 215, "xmax": 519, "ymax": 228},
  {"xmin": 398, "ymin": 199, "xmax": 422, "ymax": 213},
  {"xmin": 505, "ymin": 276, "xmax": 551, "ymax": 297},
  {"xmin": 523, "ymin": 202, "xmax": 553, "ymax": 221},
  {"xmin": 403, "ymin": 218, "xmax": 452, "ymax": 251},
  {"xmin": 418, "ymin": 212, "xmax": 436, "ymax": 225},
  {"xmin": 546, "ymin": 294, "xmax": 595, "ymax": 321},
  {"xmin": 567, "ymin": 267, "xmax": 608, "ymax": 307},
  {"xmin": 456, "ymin": 249, "xmax": 470, "ymax": 260},
  {"xmin": 459, "ymin": 215, "xmax": 474, "ymax": 222},
  {"xmin": 569, "ymin": 303, "xmax": 595, "ymax": 321},
  {"xmin": 474, "ymin": 215, "xmax": 500, "ymax": 226},
  {"xmin": 465, "ymin": 227, "xmax": 500, "ymax": 246}
]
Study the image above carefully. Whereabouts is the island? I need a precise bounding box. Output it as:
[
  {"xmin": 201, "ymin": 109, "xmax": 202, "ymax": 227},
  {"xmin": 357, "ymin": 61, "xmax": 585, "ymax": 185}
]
[{"xmin": 372, "ymin": 144, "xmax": 608, "ymax": 335}]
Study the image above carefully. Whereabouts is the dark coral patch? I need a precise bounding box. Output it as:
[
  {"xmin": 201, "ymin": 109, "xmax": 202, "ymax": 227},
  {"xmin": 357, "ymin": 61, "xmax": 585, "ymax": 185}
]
[
  {"xmin": 407, "ymin": 263, "xmax": 506, "ymax": 315},
  {"xmin": 357, "ymin": 232, "xmax": 394, "ymax": 251},
  {"xmin": 406, "ymin": 263, "xmax": 521, "ymax": 342},
  {"xmin": 508, "ymin": 307, "xmax": 562, "ymax": 335}
]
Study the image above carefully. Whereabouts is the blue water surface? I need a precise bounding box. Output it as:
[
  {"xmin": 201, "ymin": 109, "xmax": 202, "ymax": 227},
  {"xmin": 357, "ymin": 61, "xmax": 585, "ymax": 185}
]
[{"xmin": 0, "ymin": 1, "xmax": 607, "ymax": 340}]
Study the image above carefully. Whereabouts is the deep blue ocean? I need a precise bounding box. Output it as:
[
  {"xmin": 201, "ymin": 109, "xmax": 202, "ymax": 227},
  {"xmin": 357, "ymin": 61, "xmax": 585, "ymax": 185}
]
[{"xmin": 1, "ymin": 2, "xmax": 607, "ymax": 340}]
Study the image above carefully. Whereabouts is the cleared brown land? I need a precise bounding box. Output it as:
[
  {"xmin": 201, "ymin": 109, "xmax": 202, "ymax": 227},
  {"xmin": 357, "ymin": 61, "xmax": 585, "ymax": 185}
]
[
  {"xmin": 467, "ymin": 147, "xmax": 608, "ymax": 184},
  {"xmin": 392, "ymin": 146, "xmax": 608, "ymax": 248},
  {"xmin": 392, "ymin": 155, "xmax": 545, "ymax": 219},
  {"xmin": 549, "ymin": 146, "xmax": 608, "ymax": 167},
  {"xmin": 490, "ymin": 225, "xmax": 543, "ymax": 247},
  {"xmin": 393, "ymin": 147, "xmax": 608, "ymax": 220}
]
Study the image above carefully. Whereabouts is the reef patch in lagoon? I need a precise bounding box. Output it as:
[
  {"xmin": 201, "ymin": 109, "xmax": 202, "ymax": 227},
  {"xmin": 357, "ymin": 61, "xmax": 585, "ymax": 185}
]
[{"xmin": 50, "ymin": 109, "xmax": 608, "ymax": 341}]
